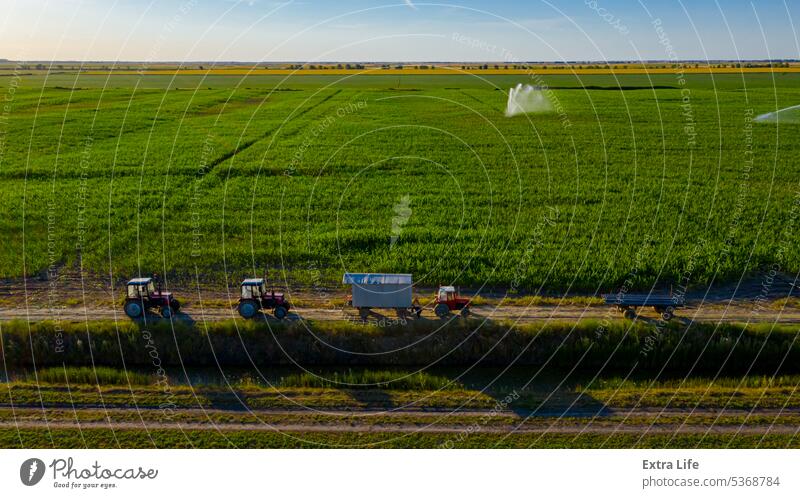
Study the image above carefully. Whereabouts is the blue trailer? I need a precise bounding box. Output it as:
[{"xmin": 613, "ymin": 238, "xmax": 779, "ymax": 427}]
[{"xmin": 601, "ymin": 292, "xmax": 686, "ymax": 321}]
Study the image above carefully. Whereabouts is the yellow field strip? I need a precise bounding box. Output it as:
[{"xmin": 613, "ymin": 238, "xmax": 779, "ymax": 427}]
[{"xmin": 84, "ymin": 67, "xmax": 800, "ymax": 76}]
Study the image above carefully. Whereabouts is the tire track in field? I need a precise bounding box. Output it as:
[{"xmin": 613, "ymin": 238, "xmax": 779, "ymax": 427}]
[
  {"xmin": 459, "ymin": 90, "xmax": 499, "ymax": 114},
  {"xmin": 198, "ymin": 89, "xmax": 343, "ymax": 177}
]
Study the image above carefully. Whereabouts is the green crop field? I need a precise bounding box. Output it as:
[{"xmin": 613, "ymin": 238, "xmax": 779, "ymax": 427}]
[{"xmin": 1, "ymin": 72, "xmax": 799, "ymax": 291}]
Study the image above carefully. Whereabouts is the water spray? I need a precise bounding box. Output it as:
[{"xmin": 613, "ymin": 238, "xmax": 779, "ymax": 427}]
[
  {"xmin": 755, "ymin": 104, "xmax": 800, "ymax": 124},
  {"xmin": 505, "ymin": 83, "xmax": 553, "ymax": 117}
]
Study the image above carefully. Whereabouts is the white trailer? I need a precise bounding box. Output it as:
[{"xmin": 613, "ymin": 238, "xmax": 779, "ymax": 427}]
[{"xmin": 343, "ymin": 273, "xmax": 421, "ymax": 319}]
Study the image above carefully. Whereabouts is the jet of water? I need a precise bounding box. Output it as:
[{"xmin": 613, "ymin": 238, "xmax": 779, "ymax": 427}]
[
  {"xmin": 505, "ymin": 83, "xmax": 553, "ymax": 117},
  {"xmin": 755, "ymin": 104, "xmax": 800, "ymax": 124}
]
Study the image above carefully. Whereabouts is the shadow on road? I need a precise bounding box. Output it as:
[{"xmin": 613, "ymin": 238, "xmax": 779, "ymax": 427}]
[
  {"xmin": 129, "ymin": 310, "xmax": 196, "ymax": 326},
  {"xmin": 457, "ymin": 373, "xmax": 611, "ymax": 419},
  {"xmin": 346, "ymin": 389, "xmax": 396, "ymax": 410}
]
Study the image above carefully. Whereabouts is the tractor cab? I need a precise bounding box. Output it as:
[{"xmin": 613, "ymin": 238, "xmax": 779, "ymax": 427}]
[
  {"xmin": 434, "ymin": 285, "xmax": 471, "ymax": 318},
  {"xmin": 238, "ymin": 278, "xmax": 290, "ymax": 320},
  {"xmin": 241, "ymin": 278, "xmax": 266, "ymax": 299},
  {"xmin": 127, "ymin": 278, "xmax": 156, "ymax": 299},
  {"xmin": 437, "ymin": 286, "xmax": 457, "ymax": 303}
]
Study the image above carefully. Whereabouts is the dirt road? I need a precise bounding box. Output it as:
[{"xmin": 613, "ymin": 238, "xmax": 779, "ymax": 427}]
[
  {"xmin": 2, "ymin": 302, "xmax": 799, "ymax": 325},
  {"xmin": 2, "ymin": 272, "xmax": 798, "ymax": 324},
  {"xmin": 5, "ymin": 420, "xmax": 798, "ymax": 434},
  {"xmin": 2, "ymin": 405, "xmax": 798, "ymax": 434}
]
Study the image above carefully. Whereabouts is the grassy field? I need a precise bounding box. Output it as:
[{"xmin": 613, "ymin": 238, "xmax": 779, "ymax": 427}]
[
  {"xmin": 3, "ymin": 312, "xmax": 800, "ymax": 448},
  {"xmin": 7, "ymin": 370, "xmax": 800, "ymax": 410},
  {"xmin": 6, "ymin": 428, "xmax": 797, "ymax": 449},
  {"xmin": 0, "ymin": 71, "xmax": 798, "ymax": 292},
  {"xmin": 3, "ymin": 319, "xmax": 800, "ymax": 374},
  {"xmin": 4, "ymin": 371, "xmax": 800, "ymax": 448}
]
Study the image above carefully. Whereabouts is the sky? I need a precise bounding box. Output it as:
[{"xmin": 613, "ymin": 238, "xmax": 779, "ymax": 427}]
[{"xmin": 1, "ymin": 0, "xmax": 798, "ymax": 62}]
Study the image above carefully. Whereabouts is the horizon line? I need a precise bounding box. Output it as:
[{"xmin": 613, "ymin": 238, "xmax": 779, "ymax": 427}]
[{"xmin": 2, "ymin": 58, "xmax": 799, "ymax": 64}]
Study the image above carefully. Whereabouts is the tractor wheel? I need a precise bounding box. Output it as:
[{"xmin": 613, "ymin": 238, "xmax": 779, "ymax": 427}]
[
  {"xmin": 359, "ymin": 308, "xmax": 370, "ymax": 320},
  {"xmin": 435, "ymin": 303, "xmax": 451, "ymax": 319},
  {"xmin": 161, "ymin": 305, "xmax": 174, "ymax": 319},
  {"xmin": 623, "ymin": 308, "xmax": 636, "ymax": 320},
  {"xmin": 238, "ymin": 301, "xmax": 258, "ymax": 319},
  {"xmin": 124, "ymin": 301, "xmax": 143, "ymax": 319},
  {"xmin": 460, "ymin": 307, "xmax": 471, "ymax": 318},
  {"xmin": 274, "ymin": 305, "xmax": 288, "ymax": 320}
]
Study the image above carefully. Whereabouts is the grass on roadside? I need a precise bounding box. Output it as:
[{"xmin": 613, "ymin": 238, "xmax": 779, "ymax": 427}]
[
  {"xmin": 29, "ymin": 366, "xmax": 155, "ymax": 386},
  {"xmin": 279, "ymin": 369, "xmax": 462, "ymax": 390}
]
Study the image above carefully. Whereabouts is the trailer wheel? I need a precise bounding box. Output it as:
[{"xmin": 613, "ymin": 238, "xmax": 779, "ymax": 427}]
[
  {"xmin": 274, "ymin": 305, "xmax": 288, "ymax": 320},
  {"xmin": 359, "ymin": 308, "xmax": 370, "ymax": 320},
  {"xmin": 171, "ymin": 299, "xmax": 181, "ymax": 312},
  {"xmin": 435, "ymin": 303, "xmax": 451, "ymax": 318},
  {"xmin": 460, "ymin": 307, "xmax": 470, "ymax": 318},
  {"xmin": 622, "ymin": 308, "xmax": 636, "ymax": 320},
  {"xmin": 661, "ymin": 309, "xmax": 674, "ymax": 321},
  {"xmin": 124, "ymin": 301, "xmax": 143, "ymax": 319},
  {"xmin": 238, "ymin": 300, "xmax": 258, "ymax": 319}
]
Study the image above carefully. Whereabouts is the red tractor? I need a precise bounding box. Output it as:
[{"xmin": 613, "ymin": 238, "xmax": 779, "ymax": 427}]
[
  {"xmin": 124, "ymin": 276, "xmax": 181, "ymax": 319},
  {"xmin": 434, "ymin": 285, "xmax": 471, "ymax": 318},
  {"xmin": 237, "ymin": 278, "xmax": 291, "ymax": 319}
]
